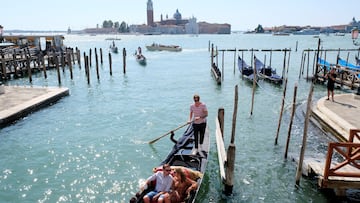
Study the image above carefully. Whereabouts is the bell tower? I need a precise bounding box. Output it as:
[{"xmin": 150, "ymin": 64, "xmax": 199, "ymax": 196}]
[{"xmin": 147, "ymin": 0, "xmax": 154, "ymax": 26}]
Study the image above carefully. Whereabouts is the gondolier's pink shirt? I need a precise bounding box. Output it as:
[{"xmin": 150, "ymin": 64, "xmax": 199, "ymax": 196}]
[{"xmin": 190, "ymin": 102, "xmax": 207, "ymax": 124}]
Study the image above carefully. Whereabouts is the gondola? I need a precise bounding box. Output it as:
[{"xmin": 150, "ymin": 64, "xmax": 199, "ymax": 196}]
[
  {"xmin": 110, "ymin": 41, "xmax": 119, "ymax": 54},
  {"xmin": 129, "ymin": 124, "xmax": 210, "ymax": 203},
  {"xmin": 237, "ymin": 56, "xmax": 257, "ymax": 83},
  {"xmin": 254, "ymin": 56, "xmax": 283, "ymax": 85},
  {"xmin": 211, "ymin": 63, "xmax": 222, "ymax": 85},
  {"xmin": 136, "ymin": 54, "xmax": 147, "ymax": 66},
  {"xmin": 135, "ymin": 47, "xmax": 146, "ymax": 66}
]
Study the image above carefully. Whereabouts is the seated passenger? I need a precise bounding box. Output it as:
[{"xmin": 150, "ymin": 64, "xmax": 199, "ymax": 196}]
[
  {"xmin": 164, "ymin": 167, "xmax": 198, "ymax": 203},
  {"xmin": 143, "ymin": 164, "xmax": 174, "ymax": 203}
]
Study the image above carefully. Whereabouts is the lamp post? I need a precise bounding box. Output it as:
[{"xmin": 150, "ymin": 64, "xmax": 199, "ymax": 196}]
[{"xmin": 351, "ymin": 27, "xmax": 360, "ymax": 95}]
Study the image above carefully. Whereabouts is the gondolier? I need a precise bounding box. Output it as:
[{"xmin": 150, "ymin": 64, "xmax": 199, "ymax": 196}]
[{"xmin": 188, "ymin": 94, "xmax": 208, "ymax": 156}]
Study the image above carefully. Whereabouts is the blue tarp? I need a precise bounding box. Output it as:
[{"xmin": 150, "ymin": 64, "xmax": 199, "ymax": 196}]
[
  {"xmin": 337, "ymin": 58, "xmax": 360, "ymax": 71},
  {"xmin": 317, "ymin": 58, "xmax": 333, "ymax": 68}
]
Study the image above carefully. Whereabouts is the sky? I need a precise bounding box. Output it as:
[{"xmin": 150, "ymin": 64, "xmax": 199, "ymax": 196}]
[{"xmin": 1, "ymin": 0, "xmax": 359, "ymax": 31}]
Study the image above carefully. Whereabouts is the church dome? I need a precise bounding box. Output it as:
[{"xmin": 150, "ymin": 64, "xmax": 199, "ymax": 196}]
[{"xmin": 173, "ymin": 9, "xmax": 182, "ymax": 20}]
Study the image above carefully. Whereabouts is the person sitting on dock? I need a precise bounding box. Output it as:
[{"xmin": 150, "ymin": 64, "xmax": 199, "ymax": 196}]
[
  {"xmin": 142, "ymin": 163, "xmax": 174, "ymax": 203},
  {"xmin": 325, "ymin": 68, "xmax": 337, "ymax": 101}
]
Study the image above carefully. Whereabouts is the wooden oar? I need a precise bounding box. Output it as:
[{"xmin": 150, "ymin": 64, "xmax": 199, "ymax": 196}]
[{"xmin": 148, "ymin": 122, "xmax": 190, "ymax": 144}]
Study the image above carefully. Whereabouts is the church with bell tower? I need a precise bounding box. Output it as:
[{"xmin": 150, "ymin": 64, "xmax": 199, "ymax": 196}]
[{"xmin": 131, "ymin": 0, "xmax": 230, "ymax": 34}]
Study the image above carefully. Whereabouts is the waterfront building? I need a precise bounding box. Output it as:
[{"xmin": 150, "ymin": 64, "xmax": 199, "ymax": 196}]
[{"xmin": 130, "ymin": 0, "xmax": 230, "ymax": 34}]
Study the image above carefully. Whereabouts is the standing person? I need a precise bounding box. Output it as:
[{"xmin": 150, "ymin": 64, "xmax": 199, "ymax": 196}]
[
  {"xmin": 142, "ymin": 164, "xmax": 174, "ymax": 203},
  {"xmin": 188, "ymin": 94, "xmax": 208, "ymax": 156},
  {"xmin": 325, "ymin": 68, "xmax": 337, "ymax": 101}
]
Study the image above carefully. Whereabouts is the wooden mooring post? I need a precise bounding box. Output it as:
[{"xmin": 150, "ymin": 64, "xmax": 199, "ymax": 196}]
[
  {"xmin": 284, "ymin": 83, "xmax": 298, "ymax": 159},
  {"xmin": 109, "ymin": 53, "xmax": 112, "ymax": 76},
  {"xmin": 295, "ymin": 82, "xmax": 314, "ymax": 186},
  {"xmin": 274, "ymin": 77, "xmax": 288, "ymax": 145},
  {"xmin": 215, "ymin": 85, "xmax": 238, "ymax": 196},
  {"xmin": 123, "ymin": 48, "xmax": 126, "ymax": 74}
]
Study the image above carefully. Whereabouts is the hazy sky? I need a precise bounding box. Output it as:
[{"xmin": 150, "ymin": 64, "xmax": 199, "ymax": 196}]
[{"xmin": 1, "ymin": 0, "xmax": 359, "ymax": 31}]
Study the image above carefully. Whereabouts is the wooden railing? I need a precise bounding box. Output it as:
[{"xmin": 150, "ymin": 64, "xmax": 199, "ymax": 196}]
[{"xmin": 323, "ymin": 129, "xmax": 360, "ymax": 181}]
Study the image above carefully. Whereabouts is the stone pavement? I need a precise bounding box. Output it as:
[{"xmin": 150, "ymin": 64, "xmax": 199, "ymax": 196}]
[
  {"xmin": 0, "ymin": 85, "xmax": 69, "ymax": 127},
  {"xmin": 312, "ymin": 93, "xmax": 360, "ymax": 142}
]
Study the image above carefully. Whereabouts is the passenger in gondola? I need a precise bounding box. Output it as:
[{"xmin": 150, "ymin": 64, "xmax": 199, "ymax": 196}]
[
  {"xmin": 142, "ymin": 164, "xmax": 173, "ymax": 203},
  {"xmin": 164, "ymin": 167, "xmax": 198, "ymax": 203}
]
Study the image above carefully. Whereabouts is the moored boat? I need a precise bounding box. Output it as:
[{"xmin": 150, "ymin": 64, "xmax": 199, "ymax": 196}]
[
  {"xmin": 211, "ymin": 63, "xmax": 221, "ymax": 85},
  {"xmin": 146, "ymin": 43, "xmax": 182, "ymax": 52},
  {"xmin": 254, "ymin": 56, "xmax": 283, "ymax": 84},
  {"xmin": 129, "ymin": 124, "xmax": 210, "ymax": 203},
  {"xmin": 238, "ymin": 56, "xmax": 257, "ymax": 83}
]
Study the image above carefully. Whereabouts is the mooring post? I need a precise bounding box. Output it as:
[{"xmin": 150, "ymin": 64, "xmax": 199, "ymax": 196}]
[
  {"xmin": 221, "ymin": 50, "xmax": 224, "ymax": 81},
  {"xmin": 275, "ymin": 77, "xmax": 288, "ymax": 145},
  {"xmin": 211, "ymin": 44, "xmax": 214, "ymax": 68},
  {"xmin": 95, "ymin": 48, "xmax": 99, "ymax": 80},
  {"xmin": 285, "ymin": 83, "xmax": 298, "ymax": 159},
  {"xmin": 1, "ymin": 51, "xmax": 6, "ymax": 81},
  {"xmin": 109, "ymin": 53, "xmax": 112, "ymax": 76},
  {"xmin": 314, "ymin": 38, "xmax": 321, "ymax": 81},
  {"xmin": 100, "ymin": 48, "xmax": 103, "ymax": 64},
  {"xmin": 295, "ymin": 82, "xmax": 314, "ymax": 186},
  {"xmin": 26, "ymin": 55, "xmax": 32, "ymax": 83},
  {"xmin": 218, "ymin": 108, "xmax": 224, "ymax": 138},
  {"xmin": 89, "ymin": 48, "xmax": 92, "ymax": 67},
  {"xmin": 86, "ymin": 55, "xmax": 90, "ymax": 84},
  {"xmin": 123, "ymin": 48, "xmax": 126, "ymax": 74},
  {"xmin": 250, "ymin": 49, "xmax": 256, "ymax": 116},
  {"xmin": 68, "ymin": 51, "xmax": 73, "ymax": 80},
  {"xmin": 306, "ymin": 50, "xmax": 310, "ymax": 81},
  {"xmin": 41, "ymin": 53, "xmax": 47, "ymax": 79},
  {"xmin": 233, "ymin": 47, "xmax": 236, "ymax": 75},
  {"xmin": 224, "ymin": 85, "xmax": 238, "ymax": 196},
  {"xmin": 54, "ymin": 51, "xmax": 61, "ymax": 85}
]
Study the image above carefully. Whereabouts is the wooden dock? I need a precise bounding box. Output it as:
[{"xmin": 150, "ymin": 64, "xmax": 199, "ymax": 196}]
[
  {"xmin": 301, "ymin": 94, "xmax": 360, "ymax": 196},
  {"xmin": 0, "ymin": 85, "xmax": 69, "ymax": 127}
]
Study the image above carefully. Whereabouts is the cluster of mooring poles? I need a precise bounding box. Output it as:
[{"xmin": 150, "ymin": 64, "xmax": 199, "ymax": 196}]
[{"xmin": 0, "ymin": 46, "xmax": 128, "ymax": 85}]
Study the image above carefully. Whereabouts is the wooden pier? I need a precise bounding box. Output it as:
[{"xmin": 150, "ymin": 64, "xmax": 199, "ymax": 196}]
[
  {"xmin": 301, "ymin": 130, "xmax": 360, "ymax": 196},
  {"xmin": 298, "ymin": 93, "xmax": 360, "ymax": 196}
]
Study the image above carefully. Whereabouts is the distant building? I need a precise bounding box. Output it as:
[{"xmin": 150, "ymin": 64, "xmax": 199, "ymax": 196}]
[{"xmin": 130, "ymin": 0, "xmax": 230, "ymax": 34}]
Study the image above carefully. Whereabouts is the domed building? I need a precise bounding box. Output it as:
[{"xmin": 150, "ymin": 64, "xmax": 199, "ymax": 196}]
[{"xmin": 130, "ymin": 0, "xmax": 230, "ymax": 35}]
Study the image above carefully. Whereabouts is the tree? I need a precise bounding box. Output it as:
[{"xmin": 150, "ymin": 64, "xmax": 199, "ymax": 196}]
[
  {"xmin": 114, "ymin": 22, "xmax": 120, "ymax": 29},
  {"xmin": 255, "ymin": 24, "xmax": 264, "ymax": 33},
  {"xmin": 119, "ymin": 21, "xmax": 129, "ymax": 33},
  {"xmin": 103, "ymin": 20, "xmax": 114, "ymax": 28}
]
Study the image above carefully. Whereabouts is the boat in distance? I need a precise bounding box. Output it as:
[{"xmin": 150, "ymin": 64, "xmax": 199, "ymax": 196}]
[
  {"xmin": 129, "ymin": 124, "xmax": 210, "ymax": 203},
  {"xmin": 146, "ymin": 43, "xmax": 182, "ymax": 52}
]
